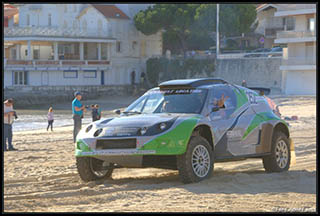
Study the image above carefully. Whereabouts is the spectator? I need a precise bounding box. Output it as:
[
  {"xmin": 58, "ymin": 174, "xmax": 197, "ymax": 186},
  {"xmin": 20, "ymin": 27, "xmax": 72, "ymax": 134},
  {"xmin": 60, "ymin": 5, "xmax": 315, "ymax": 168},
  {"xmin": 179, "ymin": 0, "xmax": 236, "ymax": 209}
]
[
  {"xmin": 72, "ymin": 92, "xmax": 86, "ymax": 143},
  {"xmin": 241, "ymin": 80, "xmax": 247, "ymax": 87},
  {"xmin": 131, "ymin": 70, "xmax": 136, "ymax": 86},
  {"xmin": 47, "ymin": 107, "xmax": 54, "ymax": 131},
  {"xmin": 3, "ymin": 98, "xmax": 18, "ymax": 151},
  {"xmin": 95, "ymin": 104, "xmax": 101, "ymax": 120}
]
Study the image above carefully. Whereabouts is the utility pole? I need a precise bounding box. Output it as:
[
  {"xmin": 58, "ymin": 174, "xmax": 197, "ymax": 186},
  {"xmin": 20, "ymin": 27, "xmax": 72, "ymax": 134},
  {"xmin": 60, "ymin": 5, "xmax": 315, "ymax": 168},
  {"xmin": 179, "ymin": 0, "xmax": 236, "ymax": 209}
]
[{"xmin": 216, "ymin": 4, "xmax": 219, "ymax": 58}]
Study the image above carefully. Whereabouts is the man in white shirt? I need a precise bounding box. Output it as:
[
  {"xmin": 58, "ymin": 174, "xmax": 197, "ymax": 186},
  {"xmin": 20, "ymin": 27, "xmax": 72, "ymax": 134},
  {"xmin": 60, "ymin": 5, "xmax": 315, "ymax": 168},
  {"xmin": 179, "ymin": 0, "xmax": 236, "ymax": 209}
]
[{"xmin": 3, "ymin": 99, "xmax": 18, "ymax": 151}]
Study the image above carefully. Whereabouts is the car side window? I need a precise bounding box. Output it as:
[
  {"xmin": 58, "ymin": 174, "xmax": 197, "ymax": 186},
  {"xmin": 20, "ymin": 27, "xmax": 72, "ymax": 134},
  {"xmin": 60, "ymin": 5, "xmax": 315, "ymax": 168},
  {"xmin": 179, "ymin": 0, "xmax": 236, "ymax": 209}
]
[{"xmin": 210, "ymin": 85, "xmax": 237, "ymax": 119}]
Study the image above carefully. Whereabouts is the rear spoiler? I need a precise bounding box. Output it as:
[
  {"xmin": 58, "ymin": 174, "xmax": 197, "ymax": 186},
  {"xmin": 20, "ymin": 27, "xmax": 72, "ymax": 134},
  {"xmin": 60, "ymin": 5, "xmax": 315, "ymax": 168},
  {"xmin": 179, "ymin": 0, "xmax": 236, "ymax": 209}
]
[{"xmin": 248, "ymin": 87, "xmax": 271, "ymax": 96}]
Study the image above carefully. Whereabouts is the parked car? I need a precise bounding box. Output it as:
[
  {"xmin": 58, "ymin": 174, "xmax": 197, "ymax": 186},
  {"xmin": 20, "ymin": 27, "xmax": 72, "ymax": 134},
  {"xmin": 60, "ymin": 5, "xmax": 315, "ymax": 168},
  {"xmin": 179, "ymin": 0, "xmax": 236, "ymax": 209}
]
[
  {"xmin": 268, "ymin": 47, "xmax": 283, "ymax": 58},
  {"xmin": 244, "ymin": 48, "xmax": 271, "ymax": 57},
  {"xmin": 75, "ymin": 78, "xmax": 295, "ymax": 184}
]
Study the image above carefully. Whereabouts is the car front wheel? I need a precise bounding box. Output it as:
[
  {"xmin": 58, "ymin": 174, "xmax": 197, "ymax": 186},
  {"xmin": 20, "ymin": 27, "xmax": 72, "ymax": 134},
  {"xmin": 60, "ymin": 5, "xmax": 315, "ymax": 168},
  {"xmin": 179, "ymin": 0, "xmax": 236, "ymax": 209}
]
[
  {"xmin": 177, "ymin": 136, "xmax": 214, "ymax": 184},
  {"xmin": 76, "ymin": 157, "xmax": 114, "ymax": 182}
]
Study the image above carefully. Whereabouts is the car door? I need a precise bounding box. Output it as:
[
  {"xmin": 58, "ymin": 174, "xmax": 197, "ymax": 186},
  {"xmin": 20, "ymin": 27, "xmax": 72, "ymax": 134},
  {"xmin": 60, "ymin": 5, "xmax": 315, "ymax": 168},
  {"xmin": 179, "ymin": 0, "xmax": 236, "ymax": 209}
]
[
  {"xmin": 207, "ymin": 84, "xmax": 237, "ymax": 158},
  {"xmin": 226, "ymin": 87, "xmax": 264, "ymax": 156}
]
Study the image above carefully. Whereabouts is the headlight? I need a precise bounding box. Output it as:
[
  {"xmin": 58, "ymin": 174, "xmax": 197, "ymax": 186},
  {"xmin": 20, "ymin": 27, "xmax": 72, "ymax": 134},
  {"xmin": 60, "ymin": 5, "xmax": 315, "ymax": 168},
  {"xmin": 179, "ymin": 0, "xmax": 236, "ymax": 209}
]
[
  {"xmin": 86, "ymin": 124, "xmax": 93, "ymax": 133},
  {"xmin": 159, "ymin": 122, "xmax": 167, "ymax": 130},
  {"xmin": 94, "ymin": 128, "xmax": 103, "ymax": 137},
  {"xmin": 140, "ymin": 127, "xmax": 147, "ymax": 135}
]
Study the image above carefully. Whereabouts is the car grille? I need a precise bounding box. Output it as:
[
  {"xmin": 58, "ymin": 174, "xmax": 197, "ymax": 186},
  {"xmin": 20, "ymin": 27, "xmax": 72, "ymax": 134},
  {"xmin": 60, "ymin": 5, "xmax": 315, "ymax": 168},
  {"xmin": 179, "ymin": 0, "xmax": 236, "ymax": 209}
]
[{"xmin": 96, "ymin": 139, "xmax": 137, "ymax": 150}]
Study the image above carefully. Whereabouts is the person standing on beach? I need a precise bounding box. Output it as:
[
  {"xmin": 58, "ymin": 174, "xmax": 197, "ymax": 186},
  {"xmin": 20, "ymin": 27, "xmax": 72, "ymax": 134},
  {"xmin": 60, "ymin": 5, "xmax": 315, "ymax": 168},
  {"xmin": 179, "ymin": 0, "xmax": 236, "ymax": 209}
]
[
  {"xmin": 3, "ymin": 99, "xmax": 18, "ymax": 151},
  {"xmin": 47, "ymin": 107, "xmax": 54, "ymax": 131},
  {"xmin": 72, "ymin": 92, "xmax": 86, "ymax": 143},
  {"xmin": 91, "ymin": 104, "xmax": 98, "ymax": 122},
  {"xmin": 95, "ymin": 104, "xmax": 101, "ymax": 120}
]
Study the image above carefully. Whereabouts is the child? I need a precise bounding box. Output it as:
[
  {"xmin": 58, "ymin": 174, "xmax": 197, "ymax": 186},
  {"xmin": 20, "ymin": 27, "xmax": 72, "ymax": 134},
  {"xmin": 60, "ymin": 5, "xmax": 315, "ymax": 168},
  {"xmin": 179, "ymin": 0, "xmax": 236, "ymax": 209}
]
[
  {"xmin": 47, "ymin": 107, "xmax": 54, "ymax": 131},
  {"xmin": 91, "ymin": 104, "xmax": 98, "ymax": 122},
  {"xmin": 95, "ymin": 104, "xmax": 101, "ymax": 120}
]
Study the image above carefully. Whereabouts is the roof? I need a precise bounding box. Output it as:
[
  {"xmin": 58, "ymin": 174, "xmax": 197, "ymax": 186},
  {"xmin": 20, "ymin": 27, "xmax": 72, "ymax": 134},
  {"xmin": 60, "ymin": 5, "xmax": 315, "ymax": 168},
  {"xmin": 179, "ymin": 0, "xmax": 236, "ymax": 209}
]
[
  {"xmin": 92, "ymin": 5, "xmax": 130, "ymax": 20},
  {"xmin": 159, "ymin": 78, "xmax": 228, "ymax": 89},
  {"xmin": 256, "ymin": 4, "xmax": 280, "ymax": 13},
  {"xmin": 4, "ymin": 4, "xmax": 18, "ymax": 19}
]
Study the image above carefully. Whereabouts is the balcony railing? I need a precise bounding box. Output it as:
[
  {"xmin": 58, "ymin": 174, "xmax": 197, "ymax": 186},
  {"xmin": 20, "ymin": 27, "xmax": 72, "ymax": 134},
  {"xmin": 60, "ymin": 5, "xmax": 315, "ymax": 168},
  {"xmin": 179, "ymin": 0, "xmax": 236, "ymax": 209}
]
[
  {"xmin": 6, "ymin": 59, "xmax": 110, "ymax": 66},
  {"xmin": 277, "ymin": 30, "xmax": 316, "ymax": 39},
  {"xmin": 277, "ymin": 4, "xmax": 316, "ymax": 12},
  {"xmin": 265, "ymin": 27, "xmax": 285, "ymax": 38},
  {"xmin": 4, "ymin": 26, "xmax": 113, "ymax": 39},
  {"xmin": 282, "ymin": 57, "xmax": 316, "ymax": 66}
]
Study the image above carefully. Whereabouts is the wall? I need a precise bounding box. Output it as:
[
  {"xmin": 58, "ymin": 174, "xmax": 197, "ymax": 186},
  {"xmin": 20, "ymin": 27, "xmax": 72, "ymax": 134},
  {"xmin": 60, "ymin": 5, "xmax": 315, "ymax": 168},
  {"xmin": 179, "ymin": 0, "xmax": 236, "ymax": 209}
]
[
  {"xmin": 284, "ymin": 70, "xmax": 316, "ymax": 95},
  {"xmin": 215, "ymin": 58, "xmax": 283, "ymax": 94},
  {"xmin": 4, "ymin": 84, "xmax": 134, "ymax": 108}
]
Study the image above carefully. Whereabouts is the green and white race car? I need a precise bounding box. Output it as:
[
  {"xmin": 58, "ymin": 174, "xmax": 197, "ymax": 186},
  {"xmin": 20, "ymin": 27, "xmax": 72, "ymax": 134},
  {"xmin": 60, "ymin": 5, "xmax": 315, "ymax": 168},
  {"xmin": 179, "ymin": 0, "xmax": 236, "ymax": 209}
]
[{"xmin": 75, "ymin": 78, "xmax": 295, "ymax": 183}]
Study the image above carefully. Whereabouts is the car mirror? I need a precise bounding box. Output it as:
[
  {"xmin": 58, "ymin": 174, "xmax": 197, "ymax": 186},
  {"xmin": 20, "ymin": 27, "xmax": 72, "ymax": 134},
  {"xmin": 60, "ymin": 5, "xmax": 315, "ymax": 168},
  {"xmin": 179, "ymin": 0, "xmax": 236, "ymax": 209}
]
[
  {"xmin": 212, "ymin": 106, "xmax": 220, "ymax": 112},
  {"xmin": 115, "ymin": 109, "xmax": 121, "ymax": 115}
]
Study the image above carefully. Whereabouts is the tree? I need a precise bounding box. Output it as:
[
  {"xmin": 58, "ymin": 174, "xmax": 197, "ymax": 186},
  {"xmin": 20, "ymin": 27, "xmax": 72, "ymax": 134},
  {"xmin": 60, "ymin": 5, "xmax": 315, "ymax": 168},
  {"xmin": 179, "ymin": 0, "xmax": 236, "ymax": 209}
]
[
  {"xmin": 195, "ymin": 4, "xmax": 257, "ymax": 37},
  {"xmin": 134, "ymin": 4, "xmax": 200, "ymax": 57}
]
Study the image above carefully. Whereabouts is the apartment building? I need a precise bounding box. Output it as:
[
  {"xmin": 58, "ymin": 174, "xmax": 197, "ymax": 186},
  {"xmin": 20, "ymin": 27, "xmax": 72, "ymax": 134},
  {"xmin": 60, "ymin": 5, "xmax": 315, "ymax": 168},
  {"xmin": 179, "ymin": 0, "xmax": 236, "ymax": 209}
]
[
  {"xmin": 4, "ymin": 4, "xmax": 162, "ymax": 88},
  {"xmin": 274, "ymin": 4, "xmax": 316, "ymax": 95},
  {"xmin": 255, "ymin": 4, "xmax": 300, "ymax": 49}
]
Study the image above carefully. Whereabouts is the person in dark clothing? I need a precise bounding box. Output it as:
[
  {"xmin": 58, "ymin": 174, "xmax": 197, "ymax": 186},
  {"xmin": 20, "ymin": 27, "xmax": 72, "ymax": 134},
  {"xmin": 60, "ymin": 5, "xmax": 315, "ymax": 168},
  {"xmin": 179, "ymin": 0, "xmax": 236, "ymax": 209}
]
[
  {"xmin": 241, "ymin": 80, "xmax": 247, "ymax": 87},
  {"xmin": 131, "ymin": 70, "xmax": 136, "ymax": 86},
  {"xmin": 91, "ymin": 104, "xmax": 99, "ymax": 122}
]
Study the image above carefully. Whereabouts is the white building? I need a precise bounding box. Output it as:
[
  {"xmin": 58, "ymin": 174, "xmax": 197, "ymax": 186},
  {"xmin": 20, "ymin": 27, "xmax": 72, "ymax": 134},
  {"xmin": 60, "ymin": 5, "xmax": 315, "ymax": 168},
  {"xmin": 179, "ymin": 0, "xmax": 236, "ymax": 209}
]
[
  {"xmin": 4, "ymin": 4, "xmax": 162, "ymax": 88},
  {"xmin": 274, "ymin": 4, "xmax": 316, "ymax": 95}
]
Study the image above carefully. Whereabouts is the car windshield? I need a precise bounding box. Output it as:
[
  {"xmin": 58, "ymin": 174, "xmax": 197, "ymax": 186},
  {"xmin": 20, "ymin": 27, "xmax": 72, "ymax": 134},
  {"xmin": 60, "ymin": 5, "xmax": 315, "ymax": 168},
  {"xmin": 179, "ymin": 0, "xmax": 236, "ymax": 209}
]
[{"xmin": 124, "ymin": 88, "xmax": 208, "ymax": 114}]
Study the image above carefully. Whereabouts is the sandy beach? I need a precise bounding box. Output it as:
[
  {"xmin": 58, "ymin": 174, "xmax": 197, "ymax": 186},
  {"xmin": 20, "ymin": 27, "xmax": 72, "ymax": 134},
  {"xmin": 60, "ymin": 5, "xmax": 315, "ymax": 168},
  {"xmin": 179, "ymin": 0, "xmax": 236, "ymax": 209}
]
[{"xmin": 3, "ymin": 95, "xmax": 316, "ymax": 212}]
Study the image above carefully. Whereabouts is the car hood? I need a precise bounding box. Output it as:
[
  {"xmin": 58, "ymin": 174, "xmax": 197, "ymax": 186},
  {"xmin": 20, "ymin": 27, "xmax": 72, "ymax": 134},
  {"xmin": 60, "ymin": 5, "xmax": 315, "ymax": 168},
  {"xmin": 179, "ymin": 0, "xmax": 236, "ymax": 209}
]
[{"xmin": 95, "ymin": 113, "xmax": 199, "ymax": 128}]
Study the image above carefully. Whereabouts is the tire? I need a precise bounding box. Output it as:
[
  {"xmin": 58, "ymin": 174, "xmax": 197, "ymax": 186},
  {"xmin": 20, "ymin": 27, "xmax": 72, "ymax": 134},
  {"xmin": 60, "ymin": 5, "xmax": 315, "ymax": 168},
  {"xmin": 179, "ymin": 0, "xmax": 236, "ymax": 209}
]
[
  {"xmin": 263, "ymin": 131, "xmax": 291, "ymax": 172},
  {"xmin": 76, "ymin": 157, "xmax": 114, "ymax": 182},
  {"xmin": 177, "ymin": 136, "xmax": 214, "ymax": 184}
]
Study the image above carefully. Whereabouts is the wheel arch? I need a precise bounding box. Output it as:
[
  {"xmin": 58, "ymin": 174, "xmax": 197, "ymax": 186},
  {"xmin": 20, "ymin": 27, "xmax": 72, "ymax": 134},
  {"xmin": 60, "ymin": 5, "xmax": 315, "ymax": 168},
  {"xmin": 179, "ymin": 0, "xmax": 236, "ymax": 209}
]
[
  {"xmin": 192, "ymin": 124, "xmax": 214, "ymax": 151},
  {"xmin": 273, "ymin": 122, "xmax": 290, "ymax": 138}
]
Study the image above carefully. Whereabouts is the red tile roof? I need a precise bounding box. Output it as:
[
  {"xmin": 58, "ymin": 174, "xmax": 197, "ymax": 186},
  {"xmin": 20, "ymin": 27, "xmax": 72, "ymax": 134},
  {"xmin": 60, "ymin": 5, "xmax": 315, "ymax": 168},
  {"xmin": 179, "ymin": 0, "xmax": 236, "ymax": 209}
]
[
  {"xmin": 4, "ymin": 4, "xmax": 18, "ymax": 18},
  {"xmin": 92, "ymin": 5, "xmax": 130, "ymax": 20}
]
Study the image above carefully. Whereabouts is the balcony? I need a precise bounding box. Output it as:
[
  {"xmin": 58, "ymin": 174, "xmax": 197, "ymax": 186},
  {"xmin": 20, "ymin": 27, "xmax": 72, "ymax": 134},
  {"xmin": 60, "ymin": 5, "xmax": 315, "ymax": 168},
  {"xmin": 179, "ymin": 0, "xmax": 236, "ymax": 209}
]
[
  {"xmin": 265, "ymin": 27, "xmax": 284, "ymax": 38},
  {"xmin": 275, "ymin": 30, "xmax": 316, "ymax": 43},
  {"xmin": 280, "ymin": 57, "xmax": 316, "ymax": 71},
  {"xmin": 5, "ymin": 59, "xmax": 111, "ymax": 71},
  {"xmin": 4, "ymin": 26, "xmax": 114, "ymax": 41},
  {"xmin": 275, "ymin": 4, "xmax": 316, "ymax": 17}
]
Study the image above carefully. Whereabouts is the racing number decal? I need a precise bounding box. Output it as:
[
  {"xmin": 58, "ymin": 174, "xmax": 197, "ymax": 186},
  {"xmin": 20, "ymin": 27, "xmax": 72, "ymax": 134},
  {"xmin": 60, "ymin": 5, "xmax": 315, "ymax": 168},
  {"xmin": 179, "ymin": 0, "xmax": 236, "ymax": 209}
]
[{"xmin": 245, "ymin": 91, "xmax": 257, "ymax": 104}]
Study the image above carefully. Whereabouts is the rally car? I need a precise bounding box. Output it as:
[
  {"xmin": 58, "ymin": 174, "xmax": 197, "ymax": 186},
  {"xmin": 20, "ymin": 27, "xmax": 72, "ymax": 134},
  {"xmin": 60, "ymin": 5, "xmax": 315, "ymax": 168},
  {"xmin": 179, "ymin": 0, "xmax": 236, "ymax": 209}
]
[{"xmin": 75, "ymin": 78, "xmax": 295, "ymax": 184}]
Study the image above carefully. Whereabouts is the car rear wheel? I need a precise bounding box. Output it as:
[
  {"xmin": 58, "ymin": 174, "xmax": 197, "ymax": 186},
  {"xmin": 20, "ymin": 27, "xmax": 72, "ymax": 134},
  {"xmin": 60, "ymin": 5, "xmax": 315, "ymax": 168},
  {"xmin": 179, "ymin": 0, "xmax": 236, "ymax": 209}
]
[
  {"xmin": 262, "ymin": 131, "xmax": 291, "ymax": 172},
  {"xmin": 76, "ymin": 157, "xmax": 114, "ymax": 182},
  {"xmin": 177, "ymin": 136, "xmax": 214, "ymax": 184}
]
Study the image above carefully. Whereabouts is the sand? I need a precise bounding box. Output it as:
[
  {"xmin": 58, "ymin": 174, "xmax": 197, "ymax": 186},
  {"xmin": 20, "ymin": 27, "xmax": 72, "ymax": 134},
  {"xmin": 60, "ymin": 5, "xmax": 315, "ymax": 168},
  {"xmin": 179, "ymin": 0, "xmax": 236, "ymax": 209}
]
[{"xmin": 3, "ymin": 95, "xmax": 316, "ymax": 212}]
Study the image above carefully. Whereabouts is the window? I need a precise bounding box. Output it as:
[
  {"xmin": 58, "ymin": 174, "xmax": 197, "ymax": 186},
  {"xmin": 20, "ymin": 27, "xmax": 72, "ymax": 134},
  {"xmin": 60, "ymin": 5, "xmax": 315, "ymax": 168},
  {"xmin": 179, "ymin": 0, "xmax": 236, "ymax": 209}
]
[
  {"xmin": 48, "ymin": 13, "xmax": 52, "ymax": 26},
  {"xmin": 116, "ymin": 41, "xmax": 121, "ymax": 53},
  {"xmin": 82, "ymin": 20, "xmax": 87, "ymax": 31},
  {"xmin": 73, "ymin": 20, "xmax": 78, "ymax": 29},
  {"xmin": 27, "ymin": 14, "xmax": 30, "ymax": 26},
  {"xmin": 210, "ymin": 85, "xmax": 237, "ymax": 119},
  {"xmin": 33, "ymin": 49, "xmax": 40, "ymax": 60},
  {"xmin": 63, "ymin": 70, "xmax": 78, "ymax": 78},
  {"xmin": 83, "ymin": 70, "xmax": 97, "ymax": 78},
  {"xmin": 73, "ymin": 4, "xmax": 77, "ymax": 12},
  {"xmin": 286, "ymin": 17, "xmax": 295, "ymax": 31},
  {"xmin": 63, "ymin": 20, "xmax": 68, "ymax": 28},
  {"xmin": 308, "ymin": 18, "xmax": 315, "ymax": 31},
  {"xmin": 132, "ymin": 41, "xmax": 137, "ymax": 50},
  {"xmin": 101, "ymin": 43, "xmax": 108, "ymax": 60},
  {"xmin": 98, "ymin": 19, "xmax": 102, "ymax": 31},
  {"xmin": 13, "ymin": 71, "xmax": 28, "ymax": 85},
  {"xmin": 64, "ymin": 5, "xmax": 68, "ymax": 13}
]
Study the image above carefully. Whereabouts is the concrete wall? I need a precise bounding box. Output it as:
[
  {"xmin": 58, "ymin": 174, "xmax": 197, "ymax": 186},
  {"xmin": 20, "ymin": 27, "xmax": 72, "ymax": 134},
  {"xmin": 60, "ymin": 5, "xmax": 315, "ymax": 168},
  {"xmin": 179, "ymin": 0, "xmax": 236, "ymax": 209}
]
[
  {"xmin": 215, "ymin": 58, "xmax": 282, "ymax": 94},
  {"xmin": 284, "ymin": 70, "xmax": 316, "ymax": 95}
]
